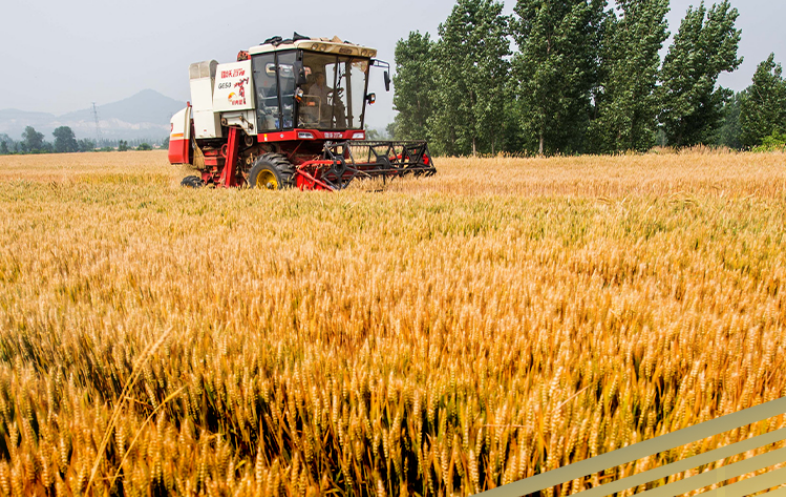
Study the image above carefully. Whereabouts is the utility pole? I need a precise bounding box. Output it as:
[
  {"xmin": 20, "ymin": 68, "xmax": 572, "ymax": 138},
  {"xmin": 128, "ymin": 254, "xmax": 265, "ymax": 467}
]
[{"xmin": 92, "ymin": 102, "xmax": 102, "ymax": 147}]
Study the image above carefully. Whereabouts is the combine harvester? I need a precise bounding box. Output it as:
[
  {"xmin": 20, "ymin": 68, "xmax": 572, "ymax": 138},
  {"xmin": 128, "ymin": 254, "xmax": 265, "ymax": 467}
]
[{"xmin": 168, "ymin": 34, "xmax": 435, "ymax": 191}]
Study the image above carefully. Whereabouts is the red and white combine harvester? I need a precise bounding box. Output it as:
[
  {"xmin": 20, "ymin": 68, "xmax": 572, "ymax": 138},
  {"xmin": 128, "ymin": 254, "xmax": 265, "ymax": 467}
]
[{"xmin": 168, "ymin": 34, "xmax": 435, "ymax": 190}]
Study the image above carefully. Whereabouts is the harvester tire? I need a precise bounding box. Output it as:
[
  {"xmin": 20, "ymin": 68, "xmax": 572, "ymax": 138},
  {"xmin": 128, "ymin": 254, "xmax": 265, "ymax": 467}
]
[
  {"xmin": 181, "ymin": 175, "xmax": 205, "ymax": 188},
  {"xmin": 249, "ymin": 153, "xmax": 296, "ymax": 190}
]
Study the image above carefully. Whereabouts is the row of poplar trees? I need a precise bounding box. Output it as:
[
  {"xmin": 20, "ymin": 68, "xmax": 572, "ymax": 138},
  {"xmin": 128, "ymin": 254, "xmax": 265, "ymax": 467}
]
[{"xmin": 392, "ymin": 0, "xmax": 786, "ymax": 156}]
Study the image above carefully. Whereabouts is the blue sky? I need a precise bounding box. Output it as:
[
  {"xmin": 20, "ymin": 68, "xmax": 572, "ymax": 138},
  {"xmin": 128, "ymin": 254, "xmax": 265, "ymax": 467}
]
[{"xmin": 0, "ymin": 0, "xmax": 783, "ymax": 129}]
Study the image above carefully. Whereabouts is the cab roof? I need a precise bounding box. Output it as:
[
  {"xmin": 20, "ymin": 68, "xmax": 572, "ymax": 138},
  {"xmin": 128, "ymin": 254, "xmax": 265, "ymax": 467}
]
[{"xmin": 249, "ymin": 36, "xmax": 377, "ymax": 59}]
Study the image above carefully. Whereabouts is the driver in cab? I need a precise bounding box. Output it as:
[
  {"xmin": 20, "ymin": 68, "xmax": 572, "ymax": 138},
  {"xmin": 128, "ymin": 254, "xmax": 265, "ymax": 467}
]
[{"xmin": 306, "ymin": 72, "xmax": 346, "ymax": 128}]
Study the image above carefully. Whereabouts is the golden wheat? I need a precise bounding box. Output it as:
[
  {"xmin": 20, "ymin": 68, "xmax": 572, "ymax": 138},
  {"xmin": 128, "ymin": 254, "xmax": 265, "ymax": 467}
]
[{"xmin": 0, "ymin": 150, "xmax": 784, "ymax": 496}]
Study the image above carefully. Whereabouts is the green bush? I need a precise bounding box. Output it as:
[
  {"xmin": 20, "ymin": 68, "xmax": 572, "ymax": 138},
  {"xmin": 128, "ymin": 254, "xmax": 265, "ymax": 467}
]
[{"xmin": 752, "ymin": 130, "xmax": 786, "ymax": 152}]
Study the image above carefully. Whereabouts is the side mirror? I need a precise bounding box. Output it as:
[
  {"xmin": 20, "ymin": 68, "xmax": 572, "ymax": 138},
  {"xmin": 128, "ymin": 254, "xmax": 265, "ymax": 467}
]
[
  {"xmin": 366, "ymin": 93, "xmax": 377, "ymax": 105},
  {"xmin": 383, "ymin": 71, "xmax": 391, "ymax": 92},
  {"xmin": 294, "ymin": 61, "xmax": 307, "ymax": 86}
]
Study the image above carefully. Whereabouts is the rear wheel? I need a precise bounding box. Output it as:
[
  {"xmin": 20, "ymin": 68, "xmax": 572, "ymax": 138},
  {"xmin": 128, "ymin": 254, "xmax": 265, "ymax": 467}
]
[{"xmin": 248, "ymin": 153, "xmax": 296, "ymax": 190}]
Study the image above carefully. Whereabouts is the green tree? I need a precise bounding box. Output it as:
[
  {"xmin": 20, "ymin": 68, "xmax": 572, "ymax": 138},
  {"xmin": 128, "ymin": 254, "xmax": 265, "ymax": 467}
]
[
  {"xmin": 715, "ymin": 90, "xmax": 743, "ymax": 148},
  {"xmin": 512, "ymin": 0, "xmax": 605, "ymax": 155},
  {"xmin": 137, "ymin": 143, "xmax": 152, "ymax": 151},
  {"xmin": 588, "ymin": 0, "xmax": 669, "ymax": 153},
  {"xmin": 0, "ymin": 134, "xmax": 12, "ymax": 155},
  {"xmin": 500, "ymin": 84, "xmax": 528, "ymax": 153},
  {"xmin": 658, "ymin": 1, "xmax": 742, "ymax": 148},
  {"xmin": 53, "ymin": 126, "xmax": 79, "ymax": 153},
  {"xmin": 392, "ymin": 31, "xmax": 436, "ymax": 142},
  {"xmin": 118, "ymin": 140, "xmax": 129, "ymax": 152},
  {"xmin": 78, "ymin": 139, "xmax": 96, "ymax": 152},
  {"xmin": 364, "ymin": 126, "xmax": 392, "ymax": 141},
  {"xmin": 429, "ymin": 0, "xmax": 511, "ymax": 156},
  {"xmin": 385, "ymin": 122, "xmax": 397, "ymax": 140},
  {"xmin": 22, "ymin": 126, "xmax": 45, "ymax": 153},
  {"xmin": 739, "ymin": 54, "xmax": 786, "ymax": 148}
]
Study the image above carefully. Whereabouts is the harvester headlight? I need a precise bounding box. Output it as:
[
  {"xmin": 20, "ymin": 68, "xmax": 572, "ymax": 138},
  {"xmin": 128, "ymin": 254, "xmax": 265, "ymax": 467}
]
[
  {"xmin": 298, "ymin": 132, "xmax": 315, "ymax": 139},
  {"xmin": 352, "ymin": 132, "xmax": 365, "ymax": 140}
]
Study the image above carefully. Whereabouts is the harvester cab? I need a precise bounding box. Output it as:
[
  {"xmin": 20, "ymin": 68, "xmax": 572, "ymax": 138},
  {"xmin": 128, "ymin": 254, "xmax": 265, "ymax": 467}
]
[{"xmin": 169, "ymin": 34, "xmax": 435, "ymax": 191}]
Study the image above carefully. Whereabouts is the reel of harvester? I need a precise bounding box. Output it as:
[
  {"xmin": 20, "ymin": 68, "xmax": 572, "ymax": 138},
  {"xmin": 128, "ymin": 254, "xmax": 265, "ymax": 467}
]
[{"xmin": 295, "ymin": 141, "xmax": 436, "ymax": 191}]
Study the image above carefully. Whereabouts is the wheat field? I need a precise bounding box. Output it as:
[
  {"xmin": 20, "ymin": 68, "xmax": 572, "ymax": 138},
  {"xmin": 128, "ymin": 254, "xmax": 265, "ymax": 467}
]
[{"xmin": 0, "ymin": 150, "xmax": 784, "ymax": 496}]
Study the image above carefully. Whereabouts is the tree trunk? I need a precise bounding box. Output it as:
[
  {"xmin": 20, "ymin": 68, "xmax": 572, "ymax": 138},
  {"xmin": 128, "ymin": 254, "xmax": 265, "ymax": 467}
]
[
  {"xmin": 539, "ymin": 130, "xmax": 545, "ymax": 156},
  {"xmin": 472, "ymin": 137, "xmax": 477, "ymax": 157}
]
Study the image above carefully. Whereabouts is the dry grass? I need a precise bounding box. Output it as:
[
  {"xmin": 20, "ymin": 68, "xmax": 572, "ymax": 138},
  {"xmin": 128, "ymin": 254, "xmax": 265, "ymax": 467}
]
[{"xmin": 0, "ymin": 150, "xmax": 784, "ymax": 496}]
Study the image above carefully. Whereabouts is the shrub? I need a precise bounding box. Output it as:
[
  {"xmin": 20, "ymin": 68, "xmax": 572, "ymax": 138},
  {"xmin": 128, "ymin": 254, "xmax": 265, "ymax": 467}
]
[{"xmin": 752, "ymin": 130, "xmax": 786, "ymax": 152}]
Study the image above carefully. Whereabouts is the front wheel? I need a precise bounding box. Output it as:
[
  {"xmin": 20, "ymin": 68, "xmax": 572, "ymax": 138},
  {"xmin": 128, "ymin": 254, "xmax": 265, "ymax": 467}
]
[
  {"xmin": 180, "ymin": 175, "xmax": 205, "ymax": 188},
  {"xmin": 248, "ymin": 153, "xmax": 296, "ymax": 190}
]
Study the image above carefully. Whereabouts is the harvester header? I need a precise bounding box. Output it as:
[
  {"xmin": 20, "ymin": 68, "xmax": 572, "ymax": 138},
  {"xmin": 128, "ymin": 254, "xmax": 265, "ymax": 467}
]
[{"xmin": 168, "ymin": 33, "xmax": 435, "ymax": 191}]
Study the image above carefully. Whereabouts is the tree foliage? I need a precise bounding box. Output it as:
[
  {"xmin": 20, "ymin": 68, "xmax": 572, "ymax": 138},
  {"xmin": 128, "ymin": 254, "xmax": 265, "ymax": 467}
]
[
  {"xmin": 429, "ymin": 0, "xmax": 510, "ymax": 156},
  {"xmin": 53, "ymin": 126, "xmax": 79, "ymax": 153},
  {"xmin": 659, "ymin": 1, "xmax": 742, "ymax": 148},
  {"xmin": 588, "ymin": 0, "xmax": 669, "ymax": 153},
  {"xmin": 0, "ymin": 134, "xmax": 12, "ymax": 155},
  {"xmin": 22, "ymin": 126, "xmax": 45, "ymax": 153},
  {"xmin": 511, "ymin": 0, "xmax": 605, "ymax": 155},
  {"xmin": 739, "ymin": 53, "xmax": 786, "ymax": 148},
  {"xmin": 392, "ymin": 32, "xmax": 436, "ymax": 142},
  {"xmin": 0, "ymin": 133, "xmax": 146, "ymax": 155},
  {"xmin": 390, "ymin": 0, "xmax": 753, "ymax": 155},
  {"xmin": 78, "ymin": 139, "xmax": 96, "ymax": 152},
  {"xmin": 751, "ymin": 130, "xmax": 786, "ymax": 152},
  {"xmin": 715, "ymin": 91, "xmax": 743, "ymax": 149}
]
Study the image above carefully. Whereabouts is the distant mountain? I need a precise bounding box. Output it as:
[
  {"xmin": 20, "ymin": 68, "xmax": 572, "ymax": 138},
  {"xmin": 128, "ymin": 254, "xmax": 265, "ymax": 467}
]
[
  {"xmin": 0, "ymin": 90, "xmax": 186, "ymax": 142},
  {"xmin": 0, "ymin": 109, "xmax": 57, "ymax": 130},
  {"xmin": 59, "ymin": 90, "xmax": 185, "ymax": 125}
]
